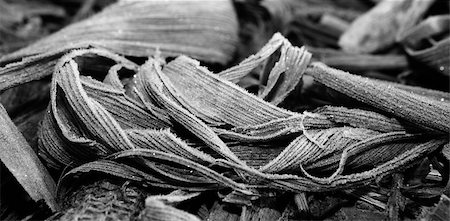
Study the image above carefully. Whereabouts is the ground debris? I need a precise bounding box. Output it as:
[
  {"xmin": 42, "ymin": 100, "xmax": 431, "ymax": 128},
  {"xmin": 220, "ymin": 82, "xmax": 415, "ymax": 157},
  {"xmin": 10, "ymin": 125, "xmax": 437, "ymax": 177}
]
[{"xmin": 0, "ymin": 0, "xmax": 449, "ymax": 220}]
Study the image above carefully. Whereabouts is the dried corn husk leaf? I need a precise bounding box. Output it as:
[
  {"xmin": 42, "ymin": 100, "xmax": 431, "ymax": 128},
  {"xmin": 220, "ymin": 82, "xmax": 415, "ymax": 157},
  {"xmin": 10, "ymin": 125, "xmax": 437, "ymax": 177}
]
[
  {"xmin": 38, "ymin": 48, "xmax": 172, "ymax": 169},
  {"xmin": 258, "ymin": 39, "xmax": 311, "ymax": 105},
  {"xmin": 65, "ymin": 150, "xmax": 249, "ymax": 193},
  {"xmin": 156, "ymin": 63, "xmax": 298, "ymax": 143},
  {"xmin": 313, "ymin": 106, "xmax": 407, "ymax": 133},
  {"xmin": 399, "ymin": 15, "xmax": 450, "ymax": 76},
  {"xmin": 339, "ymin": 0, "xmax": 435, "ymax": 53},
  {"xmin": 39, "ymin": 34, "xmax": 448, "ymax": 208},
  {"xmin": 0, "ymin": 104, "xmax": 57, "ymax": 211},
  {"xmin": 55, "ymin": 64, "xmax": 443, "ymax": 197},
  {"xmin": 0, "ymin": 0, "xmax": 238, "ymax": 91},
  {"xmin": 219, "ymin": 33, "xmax": 283, "ymax": 82},
  {"xmin": 218, "ymin": 32, "xmax": 312, "ymax": 105},
  {"xmin": 158, "ymin": 55, "xmax": 297, "ymax": 126},
  {"xmin": 260, "ymin": 127, "xmax": 378, "ymax": 173},
  {"xmin": 133, "ymin": 51, "xmax": 444, "ymax": 187}
]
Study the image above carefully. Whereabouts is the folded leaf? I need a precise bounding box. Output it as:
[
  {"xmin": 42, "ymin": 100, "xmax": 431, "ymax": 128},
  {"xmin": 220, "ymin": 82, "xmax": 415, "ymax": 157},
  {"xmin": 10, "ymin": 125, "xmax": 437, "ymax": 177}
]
[
  {"xmin": 37, "ymin": 34, "xmax": 448, "ymax": 207},
  {"xmin": 38, "ymin": 49, "xmax": 171, "ymax": 169},
  {"xmin": 218, "ymin": 33, "xmax": 311, "ymax": 105},
  {"xmin": 157, "ymin": 55, "xmax": 299, "ymax": 128},
  {"xmin": 259, "ymin": 39, "xmax": 311, "ymax": 105},
  {"xmin": 260, "ymin": 127, "xmax": 378, "ymax": 173}
]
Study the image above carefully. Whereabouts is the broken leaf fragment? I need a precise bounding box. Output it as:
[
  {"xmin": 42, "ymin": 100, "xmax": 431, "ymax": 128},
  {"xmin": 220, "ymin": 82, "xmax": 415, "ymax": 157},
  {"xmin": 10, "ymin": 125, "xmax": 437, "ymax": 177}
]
[{"xmin": 218, "ymin": 32, "xmax": 311, "ymax": 105}]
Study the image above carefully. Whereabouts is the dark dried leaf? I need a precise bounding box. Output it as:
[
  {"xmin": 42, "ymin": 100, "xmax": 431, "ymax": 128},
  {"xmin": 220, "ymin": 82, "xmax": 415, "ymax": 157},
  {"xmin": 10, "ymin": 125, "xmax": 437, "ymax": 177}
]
[
  {"xmin": 0, "ymin": 104, "xmax": 57, "ymax": 211},
  {"xmin": 0, "ymin": 0, "xmax": 239, "ymax": 91}
]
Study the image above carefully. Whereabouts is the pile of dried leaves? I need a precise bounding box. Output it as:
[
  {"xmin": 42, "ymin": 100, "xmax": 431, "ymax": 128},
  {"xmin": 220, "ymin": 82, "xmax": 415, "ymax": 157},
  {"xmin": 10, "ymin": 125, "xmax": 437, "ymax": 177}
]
[{"xmin": 0, "ymin": 0, "xmax": 449, "ymax": 220}]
